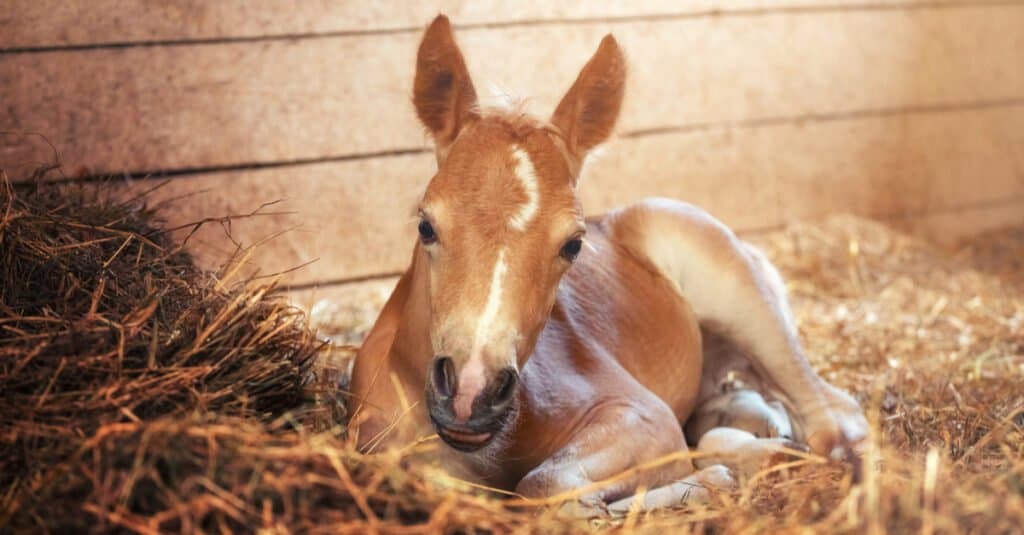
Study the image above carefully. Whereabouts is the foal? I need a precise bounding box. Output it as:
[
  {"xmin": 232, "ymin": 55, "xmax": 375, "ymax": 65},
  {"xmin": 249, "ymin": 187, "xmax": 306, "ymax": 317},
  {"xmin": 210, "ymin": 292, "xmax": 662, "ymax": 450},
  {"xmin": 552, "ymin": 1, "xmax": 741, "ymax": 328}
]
[{"xmin": 347, "ymin": 15, "xmax": 867, "ymax": 511}]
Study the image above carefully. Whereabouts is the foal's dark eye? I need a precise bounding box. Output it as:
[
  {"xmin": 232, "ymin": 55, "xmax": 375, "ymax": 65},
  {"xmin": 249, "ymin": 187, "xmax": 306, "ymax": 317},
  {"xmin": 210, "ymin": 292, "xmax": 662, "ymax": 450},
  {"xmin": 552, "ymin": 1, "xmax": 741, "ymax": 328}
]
[
  {"xmin": 418, "ymin": 220, "xmax": 438, "ymax": 244},
  {"xmin": 560, "ymin": 237, "xmax": 583, "ymax": 262}
]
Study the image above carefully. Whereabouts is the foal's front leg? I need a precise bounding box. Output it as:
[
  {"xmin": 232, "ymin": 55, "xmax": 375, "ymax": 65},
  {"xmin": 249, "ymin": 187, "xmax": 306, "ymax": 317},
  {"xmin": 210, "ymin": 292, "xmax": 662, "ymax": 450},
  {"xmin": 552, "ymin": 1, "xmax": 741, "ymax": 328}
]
[{"xmin": 515, "ymin": 402, "xmax": 734, "ymax": 515}]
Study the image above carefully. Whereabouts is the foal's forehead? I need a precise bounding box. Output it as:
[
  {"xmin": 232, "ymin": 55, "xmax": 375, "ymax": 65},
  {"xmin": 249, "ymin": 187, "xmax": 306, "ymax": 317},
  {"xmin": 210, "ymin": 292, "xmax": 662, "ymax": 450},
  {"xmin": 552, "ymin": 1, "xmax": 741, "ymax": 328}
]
[{"xmin": 423, "ymin": 117, "xmax": 577, "ymax": 222}]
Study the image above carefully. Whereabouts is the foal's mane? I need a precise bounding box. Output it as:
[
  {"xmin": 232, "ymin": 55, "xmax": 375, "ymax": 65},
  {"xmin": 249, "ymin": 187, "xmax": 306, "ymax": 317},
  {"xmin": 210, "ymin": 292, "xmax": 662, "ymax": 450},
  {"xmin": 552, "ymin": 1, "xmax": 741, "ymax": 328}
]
[
  {"xmin": 469, "ymin": 104, "xmax": 583, "ymax": 179},
  {"xmin": 474, "ymin": 101, "xmax": 563, "ymax": 141}
]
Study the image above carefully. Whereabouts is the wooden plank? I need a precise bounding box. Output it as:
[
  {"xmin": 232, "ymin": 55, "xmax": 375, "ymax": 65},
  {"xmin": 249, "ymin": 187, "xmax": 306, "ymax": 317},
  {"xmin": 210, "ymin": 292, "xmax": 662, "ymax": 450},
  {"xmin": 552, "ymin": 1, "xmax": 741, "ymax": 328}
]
[
  {"xmin": 590, "ymin": 106, "xmax": 1024, "ymax": 229},
  {"xmin": 112, "ymin": 105, "xmax": 1024, "ymax": 286},
  {"xmin": 4, "ymin": 5, "xmax": 1024, "ymax": 177},
  {"xmin": 3, "ymin": 0, "xmax": 939, "ymax": 49},
  {"xmin": 118, "ymin": 152, "xmax": 436, "ymax": 284},
  {"xmin": 890, "ymin": 196, "xmax": 1024, "ymax": 244}
]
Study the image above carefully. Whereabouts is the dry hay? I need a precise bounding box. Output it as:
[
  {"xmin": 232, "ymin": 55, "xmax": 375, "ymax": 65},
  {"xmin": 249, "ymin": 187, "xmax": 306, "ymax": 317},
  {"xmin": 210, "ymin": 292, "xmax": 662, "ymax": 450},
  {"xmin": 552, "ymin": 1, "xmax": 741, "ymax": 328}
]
[{"xmin": 1, "ymin": 170, "xmax": 1022, "ymax": 534}]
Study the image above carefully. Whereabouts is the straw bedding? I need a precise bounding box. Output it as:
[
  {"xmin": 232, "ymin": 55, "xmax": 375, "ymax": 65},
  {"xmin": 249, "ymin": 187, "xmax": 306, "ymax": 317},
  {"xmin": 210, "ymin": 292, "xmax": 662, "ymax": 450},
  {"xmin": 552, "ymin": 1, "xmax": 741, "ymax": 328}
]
[{"xmin": 1, "ymin": 170, "xmax": 1021, "ymax": 533}]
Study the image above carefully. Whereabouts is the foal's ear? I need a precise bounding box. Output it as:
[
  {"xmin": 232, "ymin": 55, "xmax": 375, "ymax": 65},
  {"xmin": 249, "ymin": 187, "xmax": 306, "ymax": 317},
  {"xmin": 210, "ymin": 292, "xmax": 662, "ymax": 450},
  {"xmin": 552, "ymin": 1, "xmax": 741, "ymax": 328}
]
[
  {"xmin": 551, "ymin": 35, "xmax": 626, "ymax": 162},
  {"xmin": 414, "ymin": 15, "xmax": 479, "ymax": 160}
]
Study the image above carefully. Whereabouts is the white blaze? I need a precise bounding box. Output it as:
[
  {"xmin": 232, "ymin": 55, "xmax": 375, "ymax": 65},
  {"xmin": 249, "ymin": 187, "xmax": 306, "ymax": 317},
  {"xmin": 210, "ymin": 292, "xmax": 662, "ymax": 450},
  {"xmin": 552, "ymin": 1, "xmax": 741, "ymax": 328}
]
[
  {"xmin": 454, "ymin": 248, "xmax": 509, "ymax": 420},
  {"xmin": 509, "ymin": 147, "xmax": 539, "ymax": 231},
  {"xmin": 452, "ymin": 145, "xmax": 537, "ymax": 420},
  {"xmin": 470, "ymin": 248, "xmax": 508, "ymax": 359}
]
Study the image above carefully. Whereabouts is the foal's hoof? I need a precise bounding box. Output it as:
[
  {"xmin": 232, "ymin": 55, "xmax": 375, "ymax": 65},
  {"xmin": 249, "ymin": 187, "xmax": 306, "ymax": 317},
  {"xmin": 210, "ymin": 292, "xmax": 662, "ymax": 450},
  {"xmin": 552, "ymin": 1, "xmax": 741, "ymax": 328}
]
[
  {"xmin": 695, "ymin": 463, "xmax": 737, "ymax": 491},
  {"xmin": 800, "ymin": 386, "xmax": 869, "ymax": 482},
  {"xmin": 607, "ymin": 464, "xmax": 738, "ymax": 515},
  {"xmin": 803, "ymin": 385, "xmax": 869, "ymax": 457}
]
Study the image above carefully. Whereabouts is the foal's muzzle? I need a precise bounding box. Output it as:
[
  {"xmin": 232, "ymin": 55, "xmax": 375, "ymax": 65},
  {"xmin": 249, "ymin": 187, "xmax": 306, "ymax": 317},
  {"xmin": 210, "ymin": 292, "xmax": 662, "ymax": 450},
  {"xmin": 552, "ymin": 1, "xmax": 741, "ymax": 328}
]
[{"xmin": 425, "ymin": 356, "xmax": 519, "ymax": 451}]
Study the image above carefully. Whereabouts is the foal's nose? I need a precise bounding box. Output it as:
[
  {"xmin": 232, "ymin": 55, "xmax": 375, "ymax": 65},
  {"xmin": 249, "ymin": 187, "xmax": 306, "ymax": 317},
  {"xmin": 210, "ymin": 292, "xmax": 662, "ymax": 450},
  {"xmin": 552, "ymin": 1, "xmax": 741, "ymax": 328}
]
[{"xmin": 428, "ymin": 356, "xmax": 518, "ymax": 425}]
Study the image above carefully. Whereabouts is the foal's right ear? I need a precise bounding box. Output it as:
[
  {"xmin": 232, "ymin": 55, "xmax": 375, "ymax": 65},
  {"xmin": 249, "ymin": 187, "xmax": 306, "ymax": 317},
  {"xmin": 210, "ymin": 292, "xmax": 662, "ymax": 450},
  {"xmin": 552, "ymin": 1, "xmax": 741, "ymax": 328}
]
[{"xmin": 414, "ymin": 15, "xmax": 479, "ymax": 161}]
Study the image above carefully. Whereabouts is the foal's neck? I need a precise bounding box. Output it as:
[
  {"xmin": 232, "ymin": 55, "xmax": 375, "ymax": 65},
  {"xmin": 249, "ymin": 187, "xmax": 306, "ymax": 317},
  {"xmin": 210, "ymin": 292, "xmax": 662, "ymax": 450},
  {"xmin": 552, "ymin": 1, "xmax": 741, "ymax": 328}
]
[{"xmin": 389, "ymin": 248, "xmax": 434, "ymax": 386}]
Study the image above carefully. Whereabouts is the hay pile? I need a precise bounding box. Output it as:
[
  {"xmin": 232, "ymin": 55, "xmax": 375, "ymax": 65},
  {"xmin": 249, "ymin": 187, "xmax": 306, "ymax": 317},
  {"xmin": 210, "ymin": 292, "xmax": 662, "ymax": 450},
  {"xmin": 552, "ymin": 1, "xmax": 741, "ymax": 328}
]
[
  {"xmin": 2, "ymin": 170, "xmax": 1022, "ymax": 533},
  {"xmin": 0, "ymin": 172, "xmax": 332, "ymax": 531}
]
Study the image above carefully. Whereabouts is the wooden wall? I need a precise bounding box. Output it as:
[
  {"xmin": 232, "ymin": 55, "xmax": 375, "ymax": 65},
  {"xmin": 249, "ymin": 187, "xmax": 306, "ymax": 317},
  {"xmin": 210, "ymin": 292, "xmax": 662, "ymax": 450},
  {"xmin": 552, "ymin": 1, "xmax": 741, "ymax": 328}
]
[{"xmin": 3, "ymin": 1, "xmax": 1023, "ymax": 290}]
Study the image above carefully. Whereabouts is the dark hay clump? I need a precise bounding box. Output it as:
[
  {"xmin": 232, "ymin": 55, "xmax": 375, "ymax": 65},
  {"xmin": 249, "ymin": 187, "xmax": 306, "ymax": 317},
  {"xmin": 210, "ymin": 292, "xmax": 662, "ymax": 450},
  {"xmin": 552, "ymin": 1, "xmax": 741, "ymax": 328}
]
[
  {"xmin": 0, "ymin": 171, "xmax": 324, "ymax": 531},
  {"xmin": 25, "ymin": 414, "xmax": 554, "ymax": 534}
]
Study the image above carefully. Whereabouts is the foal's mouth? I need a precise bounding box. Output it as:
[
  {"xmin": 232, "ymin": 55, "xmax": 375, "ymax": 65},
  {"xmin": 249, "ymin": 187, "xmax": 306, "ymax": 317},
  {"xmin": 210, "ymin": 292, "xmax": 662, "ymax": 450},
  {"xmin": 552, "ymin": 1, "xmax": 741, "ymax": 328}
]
[
  {"xmin": 436, "ymin": 426, "xmax": 495, "ymax": 451},
  {"xmin": 429, "ymin": 410, "xmax": 511, "ymax": 452}
]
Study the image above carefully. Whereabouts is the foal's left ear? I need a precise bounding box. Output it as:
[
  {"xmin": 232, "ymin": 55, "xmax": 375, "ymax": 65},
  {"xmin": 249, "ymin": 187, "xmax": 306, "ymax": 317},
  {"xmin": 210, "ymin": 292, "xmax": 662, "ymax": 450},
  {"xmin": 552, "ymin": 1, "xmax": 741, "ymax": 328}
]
[
  {"xmin": 551, "ymin": 35, "xmax": 626, "ymax": 166},
  {"xmin": 414, "ymin": 15, "xmax": 479, "ymax": 161}
]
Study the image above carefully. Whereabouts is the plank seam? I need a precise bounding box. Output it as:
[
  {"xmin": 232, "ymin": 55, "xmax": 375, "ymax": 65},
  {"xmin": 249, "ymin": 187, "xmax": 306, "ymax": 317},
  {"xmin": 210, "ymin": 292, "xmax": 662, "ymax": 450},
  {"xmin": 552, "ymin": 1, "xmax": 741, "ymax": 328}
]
[
  {"xmin": 3, "ymin": 0, "xmax": 1022, "ymax": 54},
  {"xmin": 622, "ymin": 96, "xmax": 1024, "ymax": 137},
  {"xmin": 16, "ymin": 147, "xmax": 431, "ymax": 186},
  {"xmin": 19, "ymin": 95, "xmax": 1024, "ymax": 187}
]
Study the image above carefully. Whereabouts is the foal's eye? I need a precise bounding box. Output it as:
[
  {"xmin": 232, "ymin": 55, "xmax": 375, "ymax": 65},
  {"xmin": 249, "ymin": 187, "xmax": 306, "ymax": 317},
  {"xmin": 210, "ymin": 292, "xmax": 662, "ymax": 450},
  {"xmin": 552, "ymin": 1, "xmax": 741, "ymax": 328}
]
[
  {"xmin": 560, "ymin": 237, "xmax": 583, "ymax": 262},
  {"xmin": 418, "ymin": 220, "xmax": 438, "ymax": 245}
]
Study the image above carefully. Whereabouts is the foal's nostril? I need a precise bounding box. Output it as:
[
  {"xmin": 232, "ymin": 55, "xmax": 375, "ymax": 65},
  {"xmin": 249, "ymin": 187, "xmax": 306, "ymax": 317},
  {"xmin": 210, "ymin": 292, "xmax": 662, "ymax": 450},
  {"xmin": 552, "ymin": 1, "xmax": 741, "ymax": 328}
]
[
  {"xmin": 491, "ymin": 368, "xmax": 518, "ymax": 408},
  {"xmin": 431, "ymin": 356, "xmax": 456, "ymax": 398}
]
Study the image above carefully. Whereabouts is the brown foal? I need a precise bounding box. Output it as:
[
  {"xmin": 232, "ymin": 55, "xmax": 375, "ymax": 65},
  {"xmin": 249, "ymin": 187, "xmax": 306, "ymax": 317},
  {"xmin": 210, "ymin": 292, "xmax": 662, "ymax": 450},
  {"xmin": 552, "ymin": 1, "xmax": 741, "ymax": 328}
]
[{"xmin": 346, "ymin": 15, "xmax": 867, "ymax": 512}]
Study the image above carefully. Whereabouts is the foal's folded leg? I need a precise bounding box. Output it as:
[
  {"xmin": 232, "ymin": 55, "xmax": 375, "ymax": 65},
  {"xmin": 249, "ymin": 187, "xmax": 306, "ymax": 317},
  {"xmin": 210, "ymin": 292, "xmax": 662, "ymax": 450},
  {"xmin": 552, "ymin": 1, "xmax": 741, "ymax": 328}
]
[
  {"xmin": 694, "ymin": 427, "xmax": 809, "ymax": 477},
  {"xmin": 515, "ymin": 402, "xmax": 735, "ymax": 517},
  {"xmin": 685, "ymin": 385, "xmax": 795, "ymax": 442},
  {"xmin": 604, "ymin": 464, "xmax": 734, "ymax": 515}
]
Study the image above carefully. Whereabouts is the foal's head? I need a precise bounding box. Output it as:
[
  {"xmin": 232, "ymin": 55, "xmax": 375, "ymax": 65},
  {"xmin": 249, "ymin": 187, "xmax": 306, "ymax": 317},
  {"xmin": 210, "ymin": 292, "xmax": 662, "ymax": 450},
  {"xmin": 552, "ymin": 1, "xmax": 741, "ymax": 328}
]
[{"xmin": 411, "ymin": 15, "xmax": 625, "ymax": 451}]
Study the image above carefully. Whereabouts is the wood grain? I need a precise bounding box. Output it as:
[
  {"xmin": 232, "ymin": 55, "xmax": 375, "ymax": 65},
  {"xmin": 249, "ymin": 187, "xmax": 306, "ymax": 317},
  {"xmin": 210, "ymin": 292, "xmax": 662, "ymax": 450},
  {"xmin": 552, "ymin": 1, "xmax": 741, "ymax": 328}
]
[
  {"xmin": 3, "ymin": 0, "xmax": 945, "ymax": 49},
  {"xmin": 4, "ymin": 5, "xmax": 1023, "ymax": 176}
]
